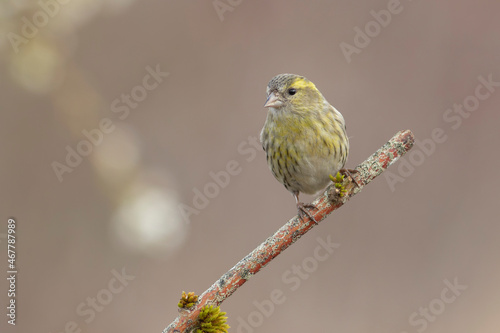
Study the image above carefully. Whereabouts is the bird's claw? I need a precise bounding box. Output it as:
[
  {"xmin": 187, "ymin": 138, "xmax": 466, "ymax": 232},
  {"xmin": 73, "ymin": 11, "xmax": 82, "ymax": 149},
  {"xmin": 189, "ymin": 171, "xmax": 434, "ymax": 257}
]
[
  {"xmin": 339, "ymin": 168, "xmax": 360, "ymax": 187},
  {"xmin": 297, "ymin": 202, "xmax": 319, "ymax": 224}
]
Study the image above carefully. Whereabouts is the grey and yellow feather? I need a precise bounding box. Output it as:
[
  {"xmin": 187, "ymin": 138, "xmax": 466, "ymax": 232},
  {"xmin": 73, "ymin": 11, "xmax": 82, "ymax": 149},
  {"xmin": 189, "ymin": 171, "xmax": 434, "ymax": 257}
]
[{"xmin": 260, "ymin": 74, "xmax": 349, "ymax": 199}]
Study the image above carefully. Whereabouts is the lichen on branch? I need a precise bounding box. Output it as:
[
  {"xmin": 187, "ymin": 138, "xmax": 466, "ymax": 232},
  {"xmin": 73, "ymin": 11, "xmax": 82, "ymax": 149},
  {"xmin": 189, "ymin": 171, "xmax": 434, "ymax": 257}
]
[{"xmin": 163, "ymin": 129, "xmax": 415, "ymax": 333}]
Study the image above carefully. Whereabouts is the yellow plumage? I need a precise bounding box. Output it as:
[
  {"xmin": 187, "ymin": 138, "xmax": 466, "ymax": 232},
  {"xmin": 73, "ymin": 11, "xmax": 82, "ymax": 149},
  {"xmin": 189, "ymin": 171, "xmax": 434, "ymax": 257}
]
[{"xmin": 260, "ymin": 74, "xmax": 349, "ymax": 221}]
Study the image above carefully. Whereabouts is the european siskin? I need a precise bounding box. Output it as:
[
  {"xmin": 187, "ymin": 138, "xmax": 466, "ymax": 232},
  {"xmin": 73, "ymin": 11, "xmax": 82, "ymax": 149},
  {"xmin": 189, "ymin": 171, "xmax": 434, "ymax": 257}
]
[{"xmin": 260, "ymin": 73, "xmax": 352, "ymax": 222}]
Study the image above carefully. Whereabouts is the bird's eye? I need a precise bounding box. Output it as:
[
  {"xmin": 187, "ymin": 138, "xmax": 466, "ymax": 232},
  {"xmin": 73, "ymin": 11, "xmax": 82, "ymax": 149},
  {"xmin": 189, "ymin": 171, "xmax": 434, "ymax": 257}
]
[{"xmin": 288, "ymin": 88, "xmax": 297, "ymax": 95}]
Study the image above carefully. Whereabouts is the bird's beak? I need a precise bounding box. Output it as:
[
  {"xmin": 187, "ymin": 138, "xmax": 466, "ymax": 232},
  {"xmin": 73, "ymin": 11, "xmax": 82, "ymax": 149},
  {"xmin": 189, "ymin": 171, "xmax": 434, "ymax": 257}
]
[{"xmin": 264, "ymin": 92, "xmax": 283, "ymax": 108}]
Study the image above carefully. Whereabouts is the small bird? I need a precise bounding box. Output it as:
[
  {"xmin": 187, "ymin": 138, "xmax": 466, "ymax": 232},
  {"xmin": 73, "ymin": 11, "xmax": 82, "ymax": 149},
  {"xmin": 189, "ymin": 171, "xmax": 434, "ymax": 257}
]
[{"xmin": 260, "ymin": 73, "xmax": 351, "ymax": 223}]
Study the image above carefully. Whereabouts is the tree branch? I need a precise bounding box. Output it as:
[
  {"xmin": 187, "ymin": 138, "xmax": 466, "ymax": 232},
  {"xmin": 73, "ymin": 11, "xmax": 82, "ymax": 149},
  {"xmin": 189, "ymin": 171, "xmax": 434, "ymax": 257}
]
[{"xmin": 163, "ymin": 129, "xmax": 415, "ymax": 333}]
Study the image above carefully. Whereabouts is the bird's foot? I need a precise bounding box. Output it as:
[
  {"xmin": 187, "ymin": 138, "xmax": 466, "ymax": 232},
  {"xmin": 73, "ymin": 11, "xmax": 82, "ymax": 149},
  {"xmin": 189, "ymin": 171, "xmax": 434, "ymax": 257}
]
[
  {"xmin": 339, "ymin": 168, "xmax": 360, "ymax": 187},
  {"xmin": 329, "ymin": 169, "xmax": 359, "ymax": 199},
  {"xmin": 297, "ymin": 202, "xmax": 319, "ymax": 224}
]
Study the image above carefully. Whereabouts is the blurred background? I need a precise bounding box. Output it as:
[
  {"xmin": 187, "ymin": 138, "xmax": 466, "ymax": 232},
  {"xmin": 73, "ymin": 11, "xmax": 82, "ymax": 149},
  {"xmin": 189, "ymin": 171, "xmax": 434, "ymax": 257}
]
[{"xmin": 1, "ymin": 0, "xmax": 500, "ymax": 332}]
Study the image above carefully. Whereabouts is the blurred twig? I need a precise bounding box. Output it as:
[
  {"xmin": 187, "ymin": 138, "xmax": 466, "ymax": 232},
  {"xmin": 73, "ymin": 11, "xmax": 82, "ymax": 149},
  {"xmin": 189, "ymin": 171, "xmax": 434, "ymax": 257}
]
[{"xmin": 163, "ymin": 129, "xmax": 415, "ymax": 333}]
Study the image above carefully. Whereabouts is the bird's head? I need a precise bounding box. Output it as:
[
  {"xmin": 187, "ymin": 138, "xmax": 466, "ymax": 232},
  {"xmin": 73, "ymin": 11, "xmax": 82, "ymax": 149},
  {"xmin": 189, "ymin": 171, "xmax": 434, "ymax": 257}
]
[{"xmin": 264, "ymin": 74, "xmax": 322, "ymax": 113}]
